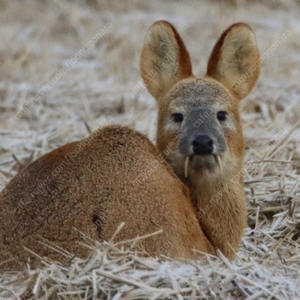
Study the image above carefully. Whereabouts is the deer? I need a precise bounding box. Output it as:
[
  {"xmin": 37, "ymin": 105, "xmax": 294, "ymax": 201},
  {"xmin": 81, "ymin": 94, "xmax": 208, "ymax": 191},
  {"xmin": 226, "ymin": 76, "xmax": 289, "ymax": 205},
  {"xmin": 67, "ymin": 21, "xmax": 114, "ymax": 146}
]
[
  {"xmin": 140, "ymin": 21, "xmax": 260, "ymax": 259},
  {"xmin": 0, "ymin": 22, "xmax": 259, "ymax": 269},
  {"xmin": 0, "ymin": 125, "xmax": 214, "ymax": 269}
]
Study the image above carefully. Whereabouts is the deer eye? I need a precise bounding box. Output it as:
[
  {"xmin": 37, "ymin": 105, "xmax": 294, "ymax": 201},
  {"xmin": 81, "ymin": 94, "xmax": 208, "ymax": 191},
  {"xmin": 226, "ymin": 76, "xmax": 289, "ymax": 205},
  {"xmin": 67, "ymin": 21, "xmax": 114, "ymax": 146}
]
[
  {"xmin": 171, "ymin": 113, "xmax": 184, "ymax": 123},
  {"xmin": 217, "ymin": 111, "xmax": 227, "ymax": 121}
]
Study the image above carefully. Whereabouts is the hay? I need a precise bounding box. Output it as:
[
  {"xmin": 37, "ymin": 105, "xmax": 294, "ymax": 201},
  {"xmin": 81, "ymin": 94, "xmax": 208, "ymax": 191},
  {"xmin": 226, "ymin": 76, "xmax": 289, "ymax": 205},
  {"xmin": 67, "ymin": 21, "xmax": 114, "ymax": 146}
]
[
  {"xmin": 0, "ymin": 0, "xmax": 299, "ymax": 298},
  {"xmin": 0, "ymin": 232, "xmax": 298, "ymax": 299}
]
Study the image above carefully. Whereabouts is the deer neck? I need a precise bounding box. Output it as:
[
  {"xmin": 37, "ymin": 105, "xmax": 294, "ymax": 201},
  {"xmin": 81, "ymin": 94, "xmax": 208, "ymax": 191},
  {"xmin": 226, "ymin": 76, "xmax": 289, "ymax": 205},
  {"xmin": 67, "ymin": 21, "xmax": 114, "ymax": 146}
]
[{"xmin": 186, "ymin": 168, "xmax": 247, "ymax": 259}]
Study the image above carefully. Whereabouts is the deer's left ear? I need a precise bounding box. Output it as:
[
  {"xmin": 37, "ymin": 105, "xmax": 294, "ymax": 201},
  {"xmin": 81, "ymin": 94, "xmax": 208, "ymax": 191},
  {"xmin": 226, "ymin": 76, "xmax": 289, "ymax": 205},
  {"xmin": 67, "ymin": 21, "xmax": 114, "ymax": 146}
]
[
  {"xmin": 140, "ymin": 21, "xmax": 192, "ymax": 100},
  {"xmin": 206, "ymin": 23, "xmax": 260, "ymax": 100}
]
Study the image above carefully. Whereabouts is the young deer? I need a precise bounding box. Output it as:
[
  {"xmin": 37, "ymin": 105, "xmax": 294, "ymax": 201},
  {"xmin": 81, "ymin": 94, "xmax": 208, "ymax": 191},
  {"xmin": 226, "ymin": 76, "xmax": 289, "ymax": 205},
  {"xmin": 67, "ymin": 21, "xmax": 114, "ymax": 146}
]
[
  {"xmin": 141, "ymin": 21, "xmax": 260, "ymax": 259},
  {"xmin": 0, "ymin": 126, "xmax": 214, "ymax": 269}
]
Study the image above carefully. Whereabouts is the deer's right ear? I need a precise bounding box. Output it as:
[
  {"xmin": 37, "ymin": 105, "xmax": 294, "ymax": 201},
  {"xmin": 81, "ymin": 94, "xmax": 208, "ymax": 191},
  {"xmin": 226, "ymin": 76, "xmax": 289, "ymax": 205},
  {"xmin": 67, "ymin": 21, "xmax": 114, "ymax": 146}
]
[{"xmin": 140, "ymin": 21, "xmax": 192, "ymax": 100}]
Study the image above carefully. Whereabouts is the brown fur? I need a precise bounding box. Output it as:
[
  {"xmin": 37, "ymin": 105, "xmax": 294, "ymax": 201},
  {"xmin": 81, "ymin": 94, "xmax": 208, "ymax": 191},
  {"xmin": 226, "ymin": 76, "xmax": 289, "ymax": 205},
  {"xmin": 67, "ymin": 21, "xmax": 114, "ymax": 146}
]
[
  {"xmin": 0, "ymin": 126, "xmax": 214, "ymax": 269},
  {"xmin": 141, "ymin": 21, "xmax": 260, "ymax": 259}
]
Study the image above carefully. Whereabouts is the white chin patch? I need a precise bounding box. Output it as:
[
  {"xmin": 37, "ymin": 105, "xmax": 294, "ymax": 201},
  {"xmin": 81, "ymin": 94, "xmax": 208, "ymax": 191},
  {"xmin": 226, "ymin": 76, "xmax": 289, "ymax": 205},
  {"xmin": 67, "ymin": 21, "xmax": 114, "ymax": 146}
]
[{"xmin": 184, "ymin": 154, "xmax": 223, "ymax": 177}]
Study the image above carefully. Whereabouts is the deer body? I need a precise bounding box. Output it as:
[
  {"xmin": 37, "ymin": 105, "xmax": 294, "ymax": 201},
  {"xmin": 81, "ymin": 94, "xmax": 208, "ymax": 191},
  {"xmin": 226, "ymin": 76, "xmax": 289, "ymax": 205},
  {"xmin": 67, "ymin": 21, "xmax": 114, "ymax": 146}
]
[
  {"xmin": 141, "ymin": 21, "xmax": 260, "ymax": 259},
  {"xmin": 0, "ymin": 126, "xmax": 214, "ymax": 269}
]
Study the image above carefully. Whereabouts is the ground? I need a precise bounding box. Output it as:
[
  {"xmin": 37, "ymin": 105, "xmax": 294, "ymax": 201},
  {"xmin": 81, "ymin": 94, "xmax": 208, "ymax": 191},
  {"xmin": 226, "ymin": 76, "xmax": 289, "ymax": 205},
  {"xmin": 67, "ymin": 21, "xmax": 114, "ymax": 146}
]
[{"xmin": 0, "ymin": 0, "xmax": 299, "ymax": 299}]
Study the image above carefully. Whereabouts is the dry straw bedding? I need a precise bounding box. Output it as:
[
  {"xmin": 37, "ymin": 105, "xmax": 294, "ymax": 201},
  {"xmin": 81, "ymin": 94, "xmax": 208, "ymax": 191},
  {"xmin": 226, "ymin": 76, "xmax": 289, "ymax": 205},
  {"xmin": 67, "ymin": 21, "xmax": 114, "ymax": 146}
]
[{"xmin": 0, "ymin": 0, "xmax": 300, "ymax": 299}]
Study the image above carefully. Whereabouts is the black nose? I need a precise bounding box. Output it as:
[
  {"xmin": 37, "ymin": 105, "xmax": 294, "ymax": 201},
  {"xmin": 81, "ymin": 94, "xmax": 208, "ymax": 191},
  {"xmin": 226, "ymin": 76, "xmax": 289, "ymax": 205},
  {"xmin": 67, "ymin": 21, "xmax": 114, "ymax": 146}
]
[{"xmin": 192, "ymin": 135, "xmax": 214, "ymax": 155}]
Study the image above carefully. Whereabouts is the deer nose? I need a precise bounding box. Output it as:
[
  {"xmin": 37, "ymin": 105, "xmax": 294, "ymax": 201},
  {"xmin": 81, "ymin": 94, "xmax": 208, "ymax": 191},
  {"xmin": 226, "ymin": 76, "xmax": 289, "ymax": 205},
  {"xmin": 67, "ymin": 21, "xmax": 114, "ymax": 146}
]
[{"xmin": 192, "ymin": 135, "xmax": 214, "ymax": 155}]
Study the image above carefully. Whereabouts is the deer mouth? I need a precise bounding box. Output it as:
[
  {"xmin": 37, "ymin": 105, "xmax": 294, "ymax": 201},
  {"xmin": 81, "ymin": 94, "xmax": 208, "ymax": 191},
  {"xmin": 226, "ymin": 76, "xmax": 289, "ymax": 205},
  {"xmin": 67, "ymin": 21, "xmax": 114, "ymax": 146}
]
[{"xmin": 184, "ymin": 154, "xmax": 223, "ymax": 178}]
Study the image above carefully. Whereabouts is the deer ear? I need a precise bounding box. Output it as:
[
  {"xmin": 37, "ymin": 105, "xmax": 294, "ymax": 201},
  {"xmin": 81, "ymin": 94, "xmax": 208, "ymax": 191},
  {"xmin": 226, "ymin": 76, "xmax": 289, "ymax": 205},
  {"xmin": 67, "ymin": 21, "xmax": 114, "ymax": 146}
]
[
  {"xmin": 206, "ymin": 23, "xmax": 260, "ymax": 99},
  {"xmin": 140, "ymin": 21, "xmax": 192, "ymax": 100}
]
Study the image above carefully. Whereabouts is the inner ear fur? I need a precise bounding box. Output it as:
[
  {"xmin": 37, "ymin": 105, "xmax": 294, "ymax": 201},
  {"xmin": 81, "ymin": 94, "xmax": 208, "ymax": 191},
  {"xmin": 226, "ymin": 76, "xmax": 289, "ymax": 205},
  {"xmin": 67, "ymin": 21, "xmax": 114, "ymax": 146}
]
[
  {"xmin": 140, "ymin": 21, "xmax": 192, "ymax": 100},
  {"xmin": 206, "ymin": 23, "xmax": 260, "ymax": 99}
]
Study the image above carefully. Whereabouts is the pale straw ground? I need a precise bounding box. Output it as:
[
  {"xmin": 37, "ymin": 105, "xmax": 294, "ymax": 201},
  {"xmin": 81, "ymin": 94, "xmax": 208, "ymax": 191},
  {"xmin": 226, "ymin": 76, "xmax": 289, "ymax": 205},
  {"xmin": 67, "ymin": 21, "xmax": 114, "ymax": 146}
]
[{"xmin": 0, "ymin": 0, "xmax": 300, "ymax": 299}]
